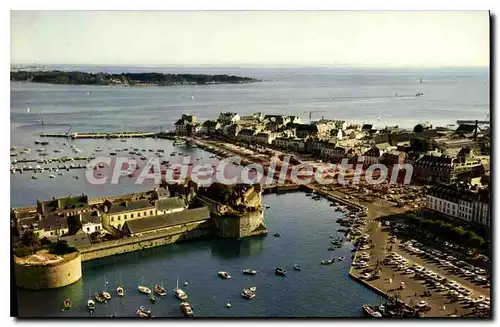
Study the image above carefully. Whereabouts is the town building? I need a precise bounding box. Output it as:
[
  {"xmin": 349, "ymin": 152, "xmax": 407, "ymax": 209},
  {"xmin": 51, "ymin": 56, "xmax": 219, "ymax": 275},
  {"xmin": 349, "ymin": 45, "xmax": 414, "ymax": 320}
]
[
  {"xmin": 273, "ymin": 137, "xmax": 306, "ymax": 152},
  {"xmin": 102, "ymin": 198, "xmax": 156, "ymax": 230},
  {"xmin": 201, "ymin": 120, "xmax": 222, "ymax": 136},
  {"xmin": 217, "ymin": 112, "xmax": 240, "ymax": 124},
  {"xmin": 426, "ymin": 184, "xmax": 490, "ymax": 226},
  {"xmin": 237, "ymin": 128, "xmax": 256, "ymax": 143},
  {"xmin": 254, "ymin": 132, "xmax": 279, "ymax": 145},
  {"xmin": 174, "ymin": 114, "xmax": 198, "ymax": 136},
  {"xmin": 79, "ymin": 211, "xmax": 103, "ymax": 234}
]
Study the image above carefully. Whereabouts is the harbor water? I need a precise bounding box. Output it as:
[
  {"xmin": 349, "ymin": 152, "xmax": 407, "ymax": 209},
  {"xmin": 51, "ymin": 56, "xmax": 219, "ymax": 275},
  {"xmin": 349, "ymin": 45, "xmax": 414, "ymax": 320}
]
[{"xmin": 15, "ymin": 192, "xmax": 376, "ymax": 317}]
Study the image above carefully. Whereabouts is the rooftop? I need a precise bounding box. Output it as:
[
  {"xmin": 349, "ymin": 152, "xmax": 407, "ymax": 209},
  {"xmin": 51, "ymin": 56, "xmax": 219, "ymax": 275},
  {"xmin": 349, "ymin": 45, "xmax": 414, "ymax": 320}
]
[{"xmin": 124, "ymin": 206, "xmax": 210, "ymax": 235}]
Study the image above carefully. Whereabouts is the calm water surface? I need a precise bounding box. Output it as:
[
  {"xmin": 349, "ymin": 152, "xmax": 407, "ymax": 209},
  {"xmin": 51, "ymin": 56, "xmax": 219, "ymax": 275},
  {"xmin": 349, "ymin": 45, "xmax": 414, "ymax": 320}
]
[{"xmin": 15, "ymin": 193, "xmax": 377, "ymax": 317}]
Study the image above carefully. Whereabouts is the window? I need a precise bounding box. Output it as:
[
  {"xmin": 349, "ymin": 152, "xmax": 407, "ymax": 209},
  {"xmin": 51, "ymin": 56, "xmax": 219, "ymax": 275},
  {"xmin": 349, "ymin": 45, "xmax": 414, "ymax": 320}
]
[
  {"xmin": 150, "ymin": 210, "xmax": 153, "ymax": 215},
  {"xmin": 131, "ymin": 214, "xmax": 134, "ymax": 218},
  {"xmin": 138, "ymin": 213, "xmax": 141, "ymax": 218},
  {"xmin": 118, "ymin": 216, "xmax": 121, "ymax": 220},
  {"xmin": 111, "ymin": 217, "xmax": 114, "ymax": 222},
  {"xmin": 50, "ymin": 231, "xmax": 54, "ymax": 236},
  {"xmin": 87, "ymin": 227, "xmax": 90, "ymax": 232}
]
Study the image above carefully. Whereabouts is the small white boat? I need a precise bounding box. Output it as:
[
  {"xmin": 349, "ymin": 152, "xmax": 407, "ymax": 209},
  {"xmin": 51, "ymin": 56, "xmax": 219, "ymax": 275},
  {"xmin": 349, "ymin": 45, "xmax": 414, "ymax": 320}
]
[
  {"xmin": 218, "ymin": 271, "xmax": 231, "ymax": 279},
  {"xmin": 87, "ymin": 299, "xmax": 96, "ymax": 312},
  {"xmin": 49, "ymin": 175, "xmax": 56, "ymax": 179},
  {"xmin": 173, "ymin": 278, "xmax": 188, "ymax": 301},
  {"xmin": 117, "ymin": 286, "xmax": 124, "ymax": 297},
  {"xmin": 103, "ymin": 292, "xmax": 111, "ymax": 300},
  {"xmin": 138, "ymin": 285, "xmax": 151, "ymax": 294}
]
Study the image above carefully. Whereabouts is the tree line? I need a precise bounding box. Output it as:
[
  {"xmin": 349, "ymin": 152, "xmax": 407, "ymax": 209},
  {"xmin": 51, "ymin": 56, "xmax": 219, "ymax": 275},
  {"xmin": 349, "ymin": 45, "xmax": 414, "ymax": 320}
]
[
  {"xmin": 404, "ymin": 213, "xmax": 488, "ymax": 252},
  {"xmin": 10, "ymin": 70, "xmax": 261, "ymax": 86}
]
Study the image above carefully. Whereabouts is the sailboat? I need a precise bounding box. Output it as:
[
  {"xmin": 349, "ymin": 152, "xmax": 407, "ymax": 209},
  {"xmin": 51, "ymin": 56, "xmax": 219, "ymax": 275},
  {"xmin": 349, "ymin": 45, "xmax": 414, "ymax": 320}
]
[
  {"xmin": 63, "ymin": 298, "xmax": 72, "ymax": 310},
  {"xmin": 117, "ymin": 273, "xmax": 125, "ymax": 297},
  {"xmin": 138, "ymin": 276, "xmax": 151, "ymax": 294},
  {"xmin": 173, "ymin": 278, "xmax": 188, "ymax": 301},
  {"xmin": 155, "ymin": 282, "xmax": 167, "ymax": 296},
  {"xmin": 102, "ymin": 276, "xmax": 112, "ymax": 300},
  {"xmin": 87, "ymin": 288, "xmax": 96, "ymax": 312}
]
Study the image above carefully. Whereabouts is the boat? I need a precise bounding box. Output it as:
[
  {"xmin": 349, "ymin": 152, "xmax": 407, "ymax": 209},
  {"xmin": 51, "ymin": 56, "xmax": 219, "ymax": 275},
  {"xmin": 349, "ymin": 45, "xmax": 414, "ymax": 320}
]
[
  {"xmin": 337, "ymin": 256, "xmax": 345, "ymax": 261},
  {"xmin": 293, "ymin": 264, "xmax": 301, "ymax": 271},
  {"xmin": 87, "ymin": 299, "xmax": 96, "ymax": 312},
  {"xmin": 241, "ymin": 289, "xmax": 256, "ymax": 300},
  {"xmin": 275, "ymin": 267, "xmax": 287, "ymax": 276},
  {"xmin": 149, "ymin": 293, "xmax": 157, "ymax": 303},
  {"xmin": 218, "ymin": 271, "xmax": 231, "ymax": 279},
  {"xmin": 31, "ymin": 175, "xmax": 37, "ymax": 179},
  {"xmin": 94, "ymin": 292, "xmax": 107, "ymax": 303},
  {"xmin": 180, "ymin": 302, "xmax": 194, "ymax": 317},
  {"xmin": 273, "ymin": 233, "xmax": 281, "ymax": 237},
  {"xmin": 362, "ymin": 304, "xmax": 383, "ymax": 318},
  {"xmin": 155, "ymin": 284, "xmax": 167, "ymax": 296},
  {"xmin": 63, "ymin": 298, "xmax": 72, "ymax": 310},
  {"xmin": 174, "ymin": 278, "xmax": 188, "ymax": 301},
  {"xmin": 103, "ymin": 291, "xmax": 111, "ymax": 300},
  {"xmin": 242, "ymin": 269, "xmax": 258, "ymax": 275},
  {"xmin": 136, "ymin": 306, "xmax": 152, "ymax": 318},
  {"xmin": 138, "ymin": 285, "xmax": 151, "ymax": 294},
  {"xmin": 321, "ymin": 258, "xmax": 335, "ymax": 265},
  {"xmin": 117, "ymin": 286, "xmax": 124, "ymax": 296}
]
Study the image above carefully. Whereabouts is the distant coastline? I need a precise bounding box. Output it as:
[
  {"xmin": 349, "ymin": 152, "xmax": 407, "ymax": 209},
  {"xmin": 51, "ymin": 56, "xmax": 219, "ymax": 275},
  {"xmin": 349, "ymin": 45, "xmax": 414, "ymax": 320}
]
[{"xmin": 10, "ymin": 70, "xmax": 261, "ymax": 86}]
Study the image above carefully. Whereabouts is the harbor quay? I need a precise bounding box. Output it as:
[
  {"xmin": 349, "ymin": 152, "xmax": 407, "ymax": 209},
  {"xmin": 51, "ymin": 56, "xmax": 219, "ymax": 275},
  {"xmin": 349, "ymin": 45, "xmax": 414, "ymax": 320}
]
[{"xmin": 317, "ymin": 185, "xmax": 490, "ymax": 318}]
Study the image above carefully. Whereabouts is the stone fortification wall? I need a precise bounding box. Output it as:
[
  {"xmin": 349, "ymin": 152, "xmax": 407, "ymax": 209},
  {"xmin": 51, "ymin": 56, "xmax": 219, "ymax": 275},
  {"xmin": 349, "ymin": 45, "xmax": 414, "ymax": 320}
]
[
  {"xmin": 14, "ymin": 252, "xmax": 82, "ymax": 290},
  {"xmin": 80, "ymin": 220, "xmax": 212, "ymax": 261},
  {"xmin": 213, "ymin": 210, "xmax": 265, "ymax": 238}
]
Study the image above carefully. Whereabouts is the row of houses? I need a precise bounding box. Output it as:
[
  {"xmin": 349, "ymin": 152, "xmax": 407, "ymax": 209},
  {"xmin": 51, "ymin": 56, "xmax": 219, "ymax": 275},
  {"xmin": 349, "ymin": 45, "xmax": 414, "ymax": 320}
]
[
  {"xmin": 426, "ymin": 184, "xmax": 490, "ymax": 226},
  {"xmin": 12, "ymin": 187, "xmax": 196, "ymax": 240}
]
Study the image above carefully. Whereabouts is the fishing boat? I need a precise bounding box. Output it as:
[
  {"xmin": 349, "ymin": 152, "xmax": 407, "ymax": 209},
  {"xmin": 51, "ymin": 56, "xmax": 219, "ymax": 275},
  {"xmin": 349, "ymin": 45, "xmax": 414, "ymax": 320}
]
[
  {"xmin": 275, "ymin": 267, "xmax": 287, "ymax": 276},
  {"xmin": 242, "ymin": 269, "xmax": 258, "ymax": 275},
  {"xmin": 180, "ymin": 302, "xmax": 194, "ymax": 317},
  {"xmin": 173, "ymin": 278, "xmax": 188, "ymax": 301},
  {"xmin": 218, "ymin": 271, "xmax": 231, "ymax": 279},
  {"xmin": 63, "ymin": 298, "xmax": 72, "ymax": 310},
  {"xmin": 362, "ymin": 304, "xmax": 382, "ymax": 318},
  {"xmin": 155, "ymin": 284, "xmax": 167, "ymax": 296},
  {"xmin": 293, "ymin": 264, "xmax": 301, "ymax": 271},
  {"xmin": 337, "ymin": 257, "xmax": 346, "ymax": 261},
  {"xmin": 273, "ymin": 233, "xmax": 281, "ymax": 237}
]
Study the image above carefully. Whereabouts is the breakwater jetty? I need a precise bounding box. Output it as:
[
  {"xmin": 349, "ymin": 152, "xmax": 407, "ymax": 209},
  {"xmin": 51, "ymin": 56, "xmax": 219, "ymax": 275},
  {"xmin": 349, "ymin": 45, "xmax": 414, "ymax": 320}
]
[{"xmin": 41, "ymin": 131, "xmax": 157, "ymax": 139}]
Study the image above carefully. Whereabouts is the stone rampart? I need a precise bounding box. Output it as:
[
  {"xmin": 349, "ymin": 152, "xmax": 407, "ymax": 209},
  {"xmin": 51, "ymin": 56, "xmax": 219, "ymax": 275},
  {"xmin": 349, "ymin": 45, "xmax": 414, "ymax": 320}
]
[{"xmin": 14, "ymin": 252, "xmax": 82, "ymax": 290}]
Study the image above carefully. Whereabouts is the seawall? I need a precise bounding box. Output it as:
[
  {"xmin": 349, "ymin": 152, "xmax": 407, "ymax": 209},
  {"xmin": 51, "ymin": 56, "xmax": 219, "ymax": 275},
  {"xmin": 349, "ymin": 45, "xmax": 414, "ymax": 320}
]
[
  {"xmin": 14, "ymin": 252, "xmax": 82, "ymax": 290},
  {"xmin": 80, "ymin": 220, "xmax": 213, "ymax": 261}
]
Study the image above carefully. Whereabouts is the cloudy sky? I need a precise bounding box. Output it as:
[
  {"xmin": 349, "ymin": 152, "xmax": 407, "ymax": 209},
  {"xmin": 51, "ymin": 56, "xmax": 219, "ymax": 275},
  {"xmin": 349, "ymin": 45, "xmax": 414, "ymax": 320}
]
[{"xmin": 10, "ymin": 11, "xmax": 489, "ymax": 67}]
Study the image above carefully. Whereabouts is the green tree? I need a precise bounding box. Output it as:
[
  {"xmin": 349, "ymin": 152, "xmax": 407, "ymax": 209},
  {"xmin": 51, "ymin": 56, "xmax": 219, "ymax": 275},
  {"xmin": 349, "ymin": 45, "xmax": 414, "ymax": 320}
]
[
  {"xmin": 20, "ymin": 230, "xmax": 39, "ymax": 247},
  {"xmin": 413, "ymin": 124, "xmax": 424, "ymax": 133}
]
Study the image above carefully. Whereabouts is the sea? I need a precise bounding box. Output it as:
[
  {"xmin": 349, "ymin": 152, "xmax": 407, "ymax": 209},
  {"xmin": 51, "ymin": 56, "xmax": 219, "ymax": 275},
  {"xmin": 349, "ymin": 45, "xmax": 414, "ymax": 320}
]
[{"xmin": 10, "ymin": 66, "xmax": 489, "ymax": 317}]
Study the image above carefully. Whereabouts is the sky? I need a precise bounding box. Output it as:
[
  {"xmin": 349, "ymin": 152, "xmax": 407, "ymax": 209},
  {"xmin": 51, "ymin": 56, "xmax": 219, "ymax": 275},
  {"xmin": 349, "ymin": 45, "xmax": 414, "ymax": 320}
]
[{"xmin": 10, "ymin": 11, "xmax": 490, "ymax": 67}]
